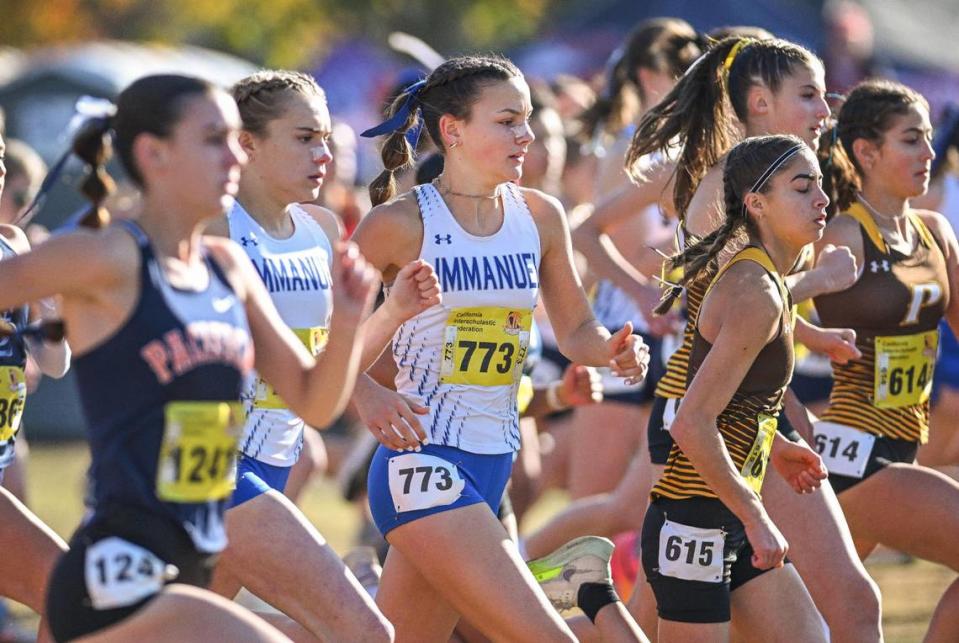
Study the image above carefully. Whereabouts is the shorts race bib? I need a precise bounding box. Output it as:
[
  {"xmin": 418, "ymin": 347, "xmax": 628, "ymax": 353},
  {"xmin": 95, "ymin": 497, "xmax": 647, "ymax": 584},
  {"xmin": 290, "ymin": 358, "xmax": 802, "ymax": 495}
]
[
  {"xmin": 156, "ymin": 401, "xmax": 242, "ymax": 503},
  {"xmin": 388, "ymin": 452, "xmax": 465, "ymax": 513},
  {"xmin": 658, "ymin": 518, "xmax": 724, "ymax": 583},
  {"xmin": 255, "ymin": 326, "xmax": 329, "ymax": 409},
  {"xmin": 874, "ymin": 330, "xmax": 938, "ymax": 409},
  {"xmin": 740, "ymin": 414, "xmax": 777, "ymax": 494},
  {"xmin": 812, "ymin": 421, "xmax": 875, "ymax": 479},
  {"xmin": 84, "ymin": 537, "xmax": 178, "ymax": 610},
  {"xmin": 0, "ymin": 366, "xmax": 26, "ymax": 444},
  {"xmin": 441, "ymin": 307, "xmax": 531, "ymax": 386},
  {"xmin": 661, "ymin": 397, "xmax": 681, "ymax": 433}
]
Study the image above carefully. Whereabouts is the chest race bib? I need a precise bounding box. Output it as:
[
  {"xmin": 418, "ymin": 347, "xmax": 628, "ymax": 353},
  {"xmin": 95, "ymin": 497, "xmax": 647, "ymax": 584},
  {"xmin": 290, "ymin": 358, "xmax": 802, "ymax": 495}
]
[
  {"xmin": 254, "ymin": 326, "xmax": 329, "ymax": 410},
  {"xmin": 441, "ymin": 307, "xmax": 532, "ymax": 386},
  {"xmin": 874, "ymin": 330, "xmax": 937, "ymax": 409},
  {"xmin": 0, "ymin": 366, "xmax": 26, "ymax": 443},
  {"xmin": 740, "ymin": 414, "xmax": 777, "ymax": 494},
  {"xmin": 156, "ymin": 401, "xmax": 243, "ymax": 503}
]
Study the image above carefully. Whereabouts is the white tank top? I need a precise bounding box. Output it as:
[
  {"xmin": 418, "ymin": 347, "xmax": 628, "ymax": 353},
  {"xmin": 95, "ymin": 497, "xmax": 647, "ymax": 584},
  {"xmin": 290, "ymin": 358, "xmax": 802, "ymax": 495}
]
[
  {"xmin": 228, "ymin": 201, "xmax": 334, "ymax": 466},
  {"xmin": 392, "ymin": 182, "xmax": 541, "ymax": 454}
]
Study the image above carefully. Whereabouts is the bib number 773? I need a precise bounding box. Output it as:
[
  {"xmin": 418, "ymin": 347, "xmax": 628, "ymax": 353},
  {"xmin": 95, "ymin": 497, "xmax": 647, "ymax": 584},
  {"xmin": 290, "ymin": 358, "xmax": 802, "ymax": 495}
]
[{"xmin": 388, "ymin": 453, "xmax": 466, "ymax": 513}]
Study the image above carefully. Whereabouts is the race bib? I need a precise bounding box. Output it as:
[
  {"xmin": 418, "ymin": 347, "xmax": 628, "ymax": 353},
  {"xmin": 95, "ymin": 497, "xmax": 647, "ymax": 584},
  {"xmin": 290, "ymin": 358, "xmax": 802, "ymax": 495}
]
[
  {"xmin": 661, "ymin": 397, "xmax": 681, "ymax": 433},
  {"xmin": 440, "ymin": 307, "xmax": 531, "ymax": 386},
  {"xmin": 0, "ymin": 366, "xmax": 26, "ymax": 443},
  {"xmin": 156, "ymin": 401, "xmax": 242, "ymax": 503},
  {"xmin": 874, "ymin": 330, "xmax": 938, "ymax": 409},
  {"xmin": 658, "ymin": 518, "xmax": 724, "ymax": 583},
  {"xmin": 388, "ymin": 452, "xmax": 465, "ymax": 513},
  {"xmin": 812, "ymin": 421, "xmax": 875, "ymax": 479},
  {"xmin": 740, "ymin": 414, "xmax": 777, "ymax": 494},
  {"xmin": 84, "ymin": 537, "xmax": 178, "ymax": 610},
  {"xmin": 254, "ymin": 326, "xmax": 329, "ymax": 409}
]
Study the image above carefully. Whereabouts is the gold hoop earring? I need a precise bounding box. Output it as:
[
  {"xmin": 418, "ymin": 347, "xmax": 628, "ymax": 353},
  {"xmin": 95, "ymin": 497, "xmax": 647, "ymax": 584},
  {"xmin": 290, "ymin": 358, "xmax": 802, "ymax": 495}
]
[{"xmin": 448, "ymin": 140, "xmax": 460, "ymax": 149}]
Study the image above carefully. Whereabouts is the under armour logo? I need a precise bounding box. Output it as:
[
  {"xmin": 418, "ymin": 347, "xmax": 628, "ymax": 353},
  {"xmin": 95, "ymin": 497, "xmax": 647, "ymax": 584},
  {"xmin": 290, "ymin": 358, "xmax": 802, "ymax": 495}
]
[
  {"xmin": 870, "ymin": 260, "xmax": 890, "ymax": 273},
  {"xmin": 240, "ymin": 235, "xmax": 258, "ymax": 247},
  {"xmin": 434, "ymin": 234, "xmax": 452, "ymax": 245}
]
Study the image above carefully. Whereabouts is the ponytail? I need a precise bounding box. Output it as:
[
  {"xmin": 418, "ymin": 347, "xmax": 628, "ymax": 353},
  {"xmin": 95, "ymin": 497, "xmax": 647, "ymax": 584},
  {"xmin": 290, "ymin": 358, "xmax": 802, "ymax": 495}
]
[
  {"xmin": 367, "ymin": 87, "xmax": 422, "ymax": 206},
  {"xmin": 71, "ymin": 117, "xmax": 116, "ymax": 229}
]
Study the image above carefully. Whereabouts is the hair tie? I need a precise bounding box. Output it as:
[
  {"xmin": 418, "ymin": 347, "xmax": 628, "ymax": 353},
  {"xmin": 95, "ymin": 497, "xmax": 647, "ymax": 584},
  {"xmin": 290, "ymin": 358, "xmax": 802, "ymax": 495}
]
[
  {"xmin": 742, "ymin": 143, "xmax": 805, "ymax": 218},
  {"xmin": 361, "ymin": 79, "xmax": 427, "ymax": 138},
  {"xmin": 722, "ymin": 39, "xmax": 749, "ymax": 77}
]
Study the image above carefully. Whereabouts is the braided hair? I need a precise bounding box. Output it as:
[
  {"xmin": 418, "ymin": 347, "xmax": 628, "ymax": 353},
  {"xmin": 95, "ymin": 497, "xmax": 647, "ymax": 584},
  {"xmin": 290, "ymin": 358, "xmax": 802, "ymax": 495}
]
[
  {"xmin": 819, "ymin": 79, "xmax": 928, "ymax": 215},
  {"xmin": 655, "ymin": 134, "xmax": 806, "ymax": 314},
  {"xmin": 232, "ymin": 70, "xmax": 326, "ymax": 136},
  {"xmin": 368, "ymin": 55, "xmax": 521, "ymax": 206}
]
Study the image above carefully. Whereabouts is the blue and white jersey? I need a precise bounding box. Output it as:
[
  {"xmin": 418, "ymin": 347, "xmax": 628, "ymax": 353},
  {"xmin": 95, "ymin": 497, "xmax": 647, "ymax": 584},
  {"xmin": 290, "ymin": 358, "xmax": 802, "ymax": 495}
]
[
  {"xmin": 0, "ymin": 235, "xmax": 28, "ymax": 471},
  {"xmin": 228, "ymin": 202, "xmax": 333, "ymax": 466},
  {"xmin": 391, "ymin": 182, "xmax": 541, "ymax": 454},
  {"xmin": 75, "ymin": 220, "xmax": 253, "ymax": 553}
]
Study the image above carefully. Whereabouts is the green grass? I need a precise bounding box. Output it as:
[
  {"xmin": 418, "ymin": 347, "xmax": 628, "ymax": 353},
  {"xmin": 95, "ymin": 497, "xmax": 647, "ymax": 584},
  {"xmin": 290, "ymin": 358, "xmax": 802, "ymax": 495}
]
[{"xmin": 12, "ymin": 443, "xmax": 957, "ymax": 642}]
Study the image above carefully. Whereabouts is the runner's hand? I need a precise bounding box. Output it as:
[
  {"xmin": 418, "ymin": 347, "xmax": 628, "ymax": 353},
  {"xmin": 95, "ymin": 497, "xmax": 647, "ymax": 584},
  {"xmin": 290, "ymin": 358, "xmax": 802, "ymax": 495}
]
[
  {"xmin": 743, "ymin": 512, "xmax": 789, "ymax": 570},
  {"xmin": 384, "ymin": 259, "xmax": 441, "ymax": 323},
  {"xmin": 558, "ymin": 364, "xmax": 603, "ymax": 406},
  {"xmin": 607, "ymin": 321, "xmax": 650, "ymax": 385},
  {"xmin": 815, "ymin": 243, "xmax": 857, "ymax": 294},
  {"xmin": 771, "ymin": 439, "xmax": 828, "ymax": 494},
  {"xmin": 354, "ymin": 377, "xmax": 428, "ymax": 452},
  {"xmin": 818, "ymin": 327, "xmax": 861, "ymax": 364}
]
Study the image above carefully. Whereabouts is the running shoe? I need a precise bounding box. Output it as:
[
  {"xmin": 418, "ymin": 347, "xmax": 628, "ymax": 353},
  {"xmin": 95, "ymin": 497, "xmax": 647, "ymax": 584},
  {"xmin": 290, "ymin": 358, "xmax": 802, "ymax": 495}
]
[
  {"xmin": 526, "ymin": 536, "xmax": 615, "ymax": 611},
  {"xmin": 344, "ymin": 546, "xmax": 383, "ymax": 596}
]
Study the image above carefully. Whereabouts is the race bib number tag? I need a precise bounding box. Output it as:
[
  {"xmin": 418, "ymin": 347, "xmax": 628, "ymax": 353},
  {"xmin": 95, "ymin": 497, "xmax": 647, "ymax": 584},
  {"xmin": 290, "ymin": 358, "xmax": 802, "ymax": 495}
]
[
  {"xmin": 812, "ymin": 421, "xmax": 875, "ymax": 478},
  {"xmin": 0, "ymin": 366, "xmax": 26, "ymax": 443},
  {"xmin": 156, "ymin": 401, "xmax": 242, "ymax": 503},
  {"xmin": 740, "ymin": 414, "xmax": 777, "ymax": 494},
  {"xmin": 658, "ymin": 518, "xmax": 724, "ymax": 583},
  {"xmin": 84, "ymin": 538, "xmax": 177, "ymax": 610},
  {"xmin": 874, "ymin": 330, "xmax": 937, "ymax": 409},
  {"xmin": 661, "ymin": 398, "xmax": 681, "ymax": 433},
  {"xmin": 388, "ymin": 453, "xmax": 465, "ymax": 513},
  {"xmin": 255, "ymin": 326, "xmax": 329, "ymax": 409},
  {"xmin": 440, "ymin": 307, "xmax": 531, "ymax": 386}
]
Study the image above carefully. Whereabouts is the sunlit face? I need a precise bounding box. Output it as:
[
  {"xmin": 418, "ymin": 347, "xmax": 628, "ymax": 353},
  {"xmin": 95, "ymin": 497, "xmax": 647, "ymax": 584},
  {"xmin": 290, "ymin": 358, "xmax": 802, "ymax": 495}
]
[
  {"xmin": 866, "ymin": 103, "xmax": 935, "ymax": 199},
  {"xmin": 523, "ymin": 106, "xmax": 566, "ymax": 192},
  {"xmin": 247, "ymin": 92, "xmax": 333, "ymax": 204},
  {"xmin": 156, "ymin": 91, "xmax": 247, "ymax": 216},
  {"xmin": 454, "ymin": 76, "xmax": 535, "ymax": 184},
  {"xmin": 767, "ymin": 63, "xmax": 830, "ymax": 150},
  {"xmin": 749, "ymin": 148, "xmax": 829, "ymax": 248}
]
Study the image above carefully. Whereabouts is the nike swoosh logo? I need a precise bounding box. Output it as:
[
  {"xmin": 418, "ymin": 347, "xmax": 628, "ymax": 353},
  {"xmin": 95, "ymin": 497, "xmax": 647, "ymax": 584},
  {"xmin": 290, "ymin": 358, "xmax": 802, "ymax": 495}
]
[{"xmin": 212, "ymin": 296, "xmax": 235, "ymax": 313}]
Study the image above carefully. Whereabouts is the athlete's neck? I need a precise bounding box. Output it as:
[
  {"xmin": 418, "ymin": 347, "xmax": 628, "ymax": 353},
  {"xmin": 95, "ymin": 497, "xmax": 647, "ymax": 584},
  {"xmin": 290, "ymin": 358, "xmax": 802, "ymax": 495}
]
[
  {"xmin": 236, "ymin": 178, "xmax": 295, "ymax": 239},
  {"xmin": 751, "ymin": 232, "xmax": 802, "ymax": 276},
  {"xmin": 858, "ymin": 183, "xmax": 909, "ymax": 221},
  {"xmin": 439, "ymin": 162, "xmax": 502, "ymax": 199},
  {"xmin": 138, "ymin": 204, "xmax": 205, "ymax": 264}
]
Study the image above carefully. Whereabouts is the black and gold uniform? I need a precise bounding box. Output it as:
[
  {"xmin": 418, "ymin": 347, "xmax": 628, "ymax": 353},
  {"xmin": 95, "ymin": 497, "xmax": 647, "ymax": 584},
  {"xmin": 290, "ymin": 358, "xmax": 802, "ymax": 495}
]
[
  {"xmin": 813, "ymin": 201, "xmax": 948, "ymax": 493},
  {"xmin": 647, "ymin": 228, "xmax": 708, "ymax": 464},
  {"xmin": 642, "ymin": 247, "xmax": 795, "ymax": 624}
]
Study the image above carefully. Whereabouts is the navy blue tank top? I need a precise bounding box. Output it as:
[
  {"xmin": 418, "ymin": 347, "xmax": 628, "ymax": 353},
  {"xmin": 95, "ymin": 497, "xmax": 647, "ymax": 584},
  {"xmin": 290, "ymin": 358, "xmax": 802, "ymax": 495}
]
[
  {"xmin": 74, "ymin": 221, "xmax": 253, "ymax": 553},
  {"xmin": 0, "ymin": 235, "xmax": 28, "ymax": 470}
]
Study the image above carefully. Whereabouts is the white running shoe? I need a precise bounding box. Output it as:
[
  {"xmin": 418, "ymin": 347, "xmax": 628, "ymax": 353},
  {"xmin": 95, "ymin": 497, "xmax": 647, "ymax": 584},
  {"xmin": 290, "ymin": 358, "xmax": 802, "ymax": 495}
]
[{"xmin": 526, "ymin": 536, "xmax": 615, "ymax": 612}]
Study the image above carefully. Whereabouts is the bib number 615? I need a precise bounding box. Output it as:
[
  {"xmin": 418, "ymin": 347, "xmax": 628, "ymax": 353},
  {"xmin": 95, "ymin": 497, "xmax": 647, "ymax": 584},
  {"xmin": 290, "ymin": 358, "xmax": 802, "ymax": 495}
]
[{"xmin": 388, "ymin": 453, "xmax": 466, "ymax": 513}]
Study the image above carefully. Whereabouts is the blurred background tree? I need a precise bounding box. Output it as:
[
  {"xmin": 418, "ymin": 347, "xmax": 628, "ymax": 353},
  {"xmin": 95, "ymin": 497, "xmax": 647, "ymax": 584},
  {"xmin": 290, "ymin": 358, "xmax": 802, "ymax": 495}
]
[{"xmin": 0, "ymin": 0, "xmax": 582, "ymax": 67}]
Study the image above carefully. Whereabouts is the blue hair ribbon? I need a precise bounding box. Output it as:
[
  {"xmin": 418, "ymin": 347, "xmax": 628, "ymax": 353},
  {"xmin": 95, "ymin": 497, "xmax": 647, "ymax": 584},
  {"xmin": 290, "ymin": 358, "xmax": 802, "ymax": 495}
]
[{"xmin": 361, "ymin": 79, "xmax": 427, "ymax": 138}]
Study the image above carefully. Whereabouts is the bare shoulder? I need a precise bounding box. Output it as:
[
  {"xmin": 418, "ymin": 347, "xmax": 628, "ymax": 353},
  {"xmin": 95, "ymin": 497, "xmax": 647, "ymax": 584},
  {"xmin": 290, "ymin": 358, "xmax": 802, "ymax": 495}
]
[
  {"xmin": 819, "ymin": 210, "xmax": 862, "ymax": 246},
  {"xmin": 351, "ymin": 191, "xmax": 424, "ymax": 272},
  {"xmin": 0, "ymin": 224, "xmax": 30, "ymax": 253},
  {"xmin": 297, "ymin": 203, "xmax": 344, "ymax": 244},
  {"xmin": 516, "ymin": 185, "xmax": 565, "ymax": 221},
  {"xmin": 708, "ymin": 261, "xmax": 783, "ymax": 333},
  {"xmin": 204, "ymin": 215, "xmax": 230, "ymax": 239}
]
